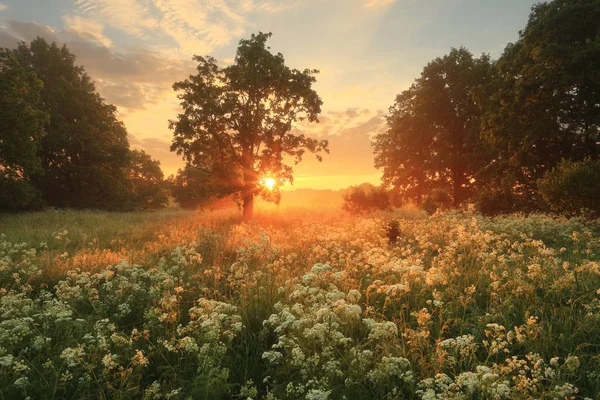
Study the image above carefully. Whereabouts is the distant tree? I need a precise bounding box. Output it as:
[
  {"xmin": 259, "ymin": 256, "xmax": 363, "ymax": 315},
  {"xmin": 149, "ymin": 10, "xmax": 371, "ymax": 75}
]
[
  {"xmin": 126, "ymin": 150, "xmax": 169, "ymax": 210},
  {"xmin": 538, "ymin": 158, "xmax": 600, "ymax": 218},
  {"xmin": 421, "ymin": 189, "xmax": 453, "ymax": 215},
  {"xmin": 0, "ymin": 50, "xmax": 48, "ymax": 211},
  {"xmin": 170, "ymin": 32, "xmax": 328, "ymax": 221},
  {"xmin": 11, "ymin": 38, "xmax": 131, "ymax": 210},
  {"xmin": 373, "ymin": 48, "xmax": 493, "ymax": 208},
  {"xmin": 342, "ymin": 183, "xmax": 390, "ymax": 214},
  {"xmin": 477, "ymin": 0, "xmax": 600, "ymax": 212},
  {"xmin": 169, "ymin": 165, "xmax": 227, "ymax": 209}
]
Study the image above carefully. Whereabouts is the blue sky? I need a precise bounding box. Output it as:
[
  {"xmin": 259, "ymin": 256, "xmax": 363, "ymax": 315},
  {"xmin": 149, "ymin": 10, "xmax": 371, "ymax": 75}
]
[{"xmin": 0, "ymin": 0, "xmax": 538, "ymax": 189}]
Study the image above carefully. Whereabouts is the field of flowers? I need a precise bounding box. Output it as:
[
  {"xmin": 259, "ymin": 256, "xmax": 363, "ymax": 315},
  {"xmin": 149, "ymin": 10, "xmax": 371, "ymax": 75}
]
[{"xmin": 1, "ymin": 208, "xmax": 600, "ymax": 399}]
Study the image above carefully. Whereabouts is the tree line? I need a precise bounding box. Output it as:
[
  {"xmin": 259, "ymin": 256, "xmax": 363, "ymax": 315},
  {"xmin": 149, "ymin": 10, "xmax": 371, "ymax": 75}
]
[
  {"xmin": 2, "ymin": 0, "xmax": 599, "ymax": 218},
  {"xmin": 0, "ymin": 39, "xmax": 168, "ymax": 212},
  {"xmin": 373, "ymin": 0, "xmax": 600, "ymax": 216}
]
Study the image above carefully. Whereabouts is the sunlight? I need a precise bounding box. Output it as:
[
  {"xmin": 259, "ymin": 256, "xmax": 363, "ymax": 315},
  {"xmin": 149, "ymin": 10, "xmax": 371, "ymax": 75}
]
[{"xmin": 263, "ymin": 177, "xmax": 276, "ymax": 190}]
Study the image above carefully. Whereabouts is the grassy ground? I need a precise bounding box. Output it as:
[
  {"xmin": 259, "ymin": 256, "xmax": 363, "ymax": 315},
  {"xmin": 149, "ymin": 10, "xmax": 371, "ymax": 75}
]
[
  {"xmin": 1, "ymin": 208, "xmax": 600, "ymax": 399},
  {"xmin": 0, "ymin": 208, "xmax": 195, "ymax": 252}
]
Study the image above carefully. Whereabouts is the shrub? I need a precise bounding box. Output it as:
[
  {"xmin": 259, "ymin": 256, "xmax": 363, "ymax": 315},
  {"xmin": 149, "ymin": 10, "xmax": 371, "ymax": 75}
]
[
  {"xmin": 342, "ymin": 183, "xmax": 390, "ymax": 214},
  {"xmin": 421, "ymin": 189, "xmax": 452, "ymax": 215},
  {"xmin": 538, "ymin": 158, "xmax": 600, "ymax": 218},
  {"xmin": 0, "ymin": 175, "xmax": 44, "ymax": 212}
]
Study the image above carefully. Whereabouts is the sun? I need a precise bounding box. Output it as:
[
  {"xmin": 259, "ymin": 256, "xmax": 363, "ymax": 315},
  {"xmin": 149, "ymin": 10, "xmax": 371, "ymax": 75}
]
[{"xmin": 263, "ymin": 177, "xmax": 276, "ymax": 191}]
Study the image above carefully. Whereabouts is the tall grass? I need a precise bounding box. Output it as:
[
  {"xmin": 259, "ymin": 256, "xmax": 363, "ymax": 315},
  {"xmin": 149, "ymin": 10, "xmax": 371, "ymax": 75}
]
[{"xmin": 1, "ymin": 208, "xmax": 599, "ymax": 399}]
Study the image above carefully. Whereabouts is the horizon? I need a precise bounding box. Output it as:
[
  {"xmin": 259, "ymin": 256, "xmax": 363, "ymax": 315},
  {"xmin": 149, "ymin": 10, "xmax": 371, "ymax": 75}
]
[{"xmin": 1, "ymin": 0, "xmax": 537, "ymax": 190}]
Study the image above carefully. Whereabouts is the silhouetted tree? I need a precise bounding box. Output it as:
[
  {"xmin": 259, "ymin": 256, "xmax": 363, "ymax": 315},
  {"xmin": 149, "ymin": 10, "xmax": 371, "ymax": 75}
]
[
  {"xmin": 169, "ymin": 165, "xmax": 234, "ymax": 209},
  {"xmin": 0, "ymin": 50, "xmax": 48, "ymax": 211},
  {"xmin": 170, "ymin": 32, "xmax": 328, "ymax": 221},
  {"xmin": 342, "ymin": 183, "xmax": 390, "ymax": 214},
  {"xmin": 126, "ymin": 150, "xmax": 169, "ymax": 210},
  {"xmin": 12, "ymin": 38, "xmax": 131, "ymax": 210},
  {"xmin": 538, "ymin": 158, "xmax": 600, "ymax": 218},
  {"xmin": 476, "ymin": 0, "xmax": 600, "ymax": 213},
  {"xmin": 374, "ymin": 48, "xmax": 492, "ymax": 208}
]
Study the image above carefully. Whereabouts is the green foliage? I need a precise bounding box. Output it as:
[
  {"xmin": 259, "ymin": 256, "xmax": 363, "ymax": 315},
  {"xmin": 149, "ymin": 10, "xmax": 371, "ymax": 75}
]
[
  {"xmin": 0, "ymin": 38, "xmax": 168, "ymax": 212},
  {"xmin": 421, "ymin": 189, "xmax": 453, "ymax": 215},
  {"xmin": 170, "ymin": 165, "xmax": 231, "ymax": 209},
  {"xmin": 373, "ymin": 0, "xmax": 600, "ymax": 216},
  {"xmin": 373, "ymin": 48, "xmax": 492, "ymax": 208},
  {"xmin": 11, "ymin": 38, "xmax": 132, "ymax": 210},
  {"xmin": 342, "ymin": 183, "xmax": 390, "ymax": 214},
  {"xmin": 476, "ymin": 0, "xmax": 600, "ymax": 212},
  {"xmin": 2, "ymin": 210, "xmax": 600, "ymax": 398},
  {"xmin": 0, "ymin": 49, "xmax": 48, "ymax": 211},
  {"xmin": 170, "ymin": 32, "xmax": 328, "ymax": 220},
  {"xmin": 126, "ymin": 150, "xmax": 169, "ymax": 210},
  {"xmin": 538, "ymin": 158, "xmax": 600, "ymax": 218},
  {"xmin": 0, "ymin": 177, "xmax": 44, "ymax": 212}
]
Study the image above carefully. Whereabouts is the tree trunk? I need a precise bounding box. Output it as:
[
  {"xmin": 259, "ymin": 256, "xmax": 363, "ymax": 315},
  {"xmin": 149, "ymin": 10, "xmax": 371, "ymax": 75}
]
[
  {"xmin": 452, "ymin": 168, "xmax": 464, "ymax": 208},
  {"xmin": 241, "ymin": 145, "xmax": 256, "ymax": 222},
  {"xmin": 242, "ymin": 192, "xmax": 254, "ymax": 222}
]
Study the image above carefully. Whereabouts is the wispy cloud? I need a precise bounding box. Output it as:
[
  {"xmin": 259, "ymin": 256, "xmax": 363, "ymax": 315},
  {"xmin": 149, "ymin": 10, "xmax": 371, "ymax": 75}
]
[
  {"xmin": 0, "ymin": 3, "xmax": 8, "ymax": 12},
  {"xmin": 151, "ymin": 0, "xmax": 246, "ymax": 55},
  {"xmin": 364, "ymin": 0, "xmax": 397, "ymax": 9},
  {"xmin": 72, "ymin": 0, "xmax": 305, "ymax": 55},
  {"xmin": 239, "ymin": 0, "xmax": 305, "ymax": 13},
  {"xmin": 74, "ymin": 0, "xmax": 158, "ymax": 39},
  {"xmin": 63, "ymin": 15, "xmax": 112, "ymax": 47},
  {"xmin": 0, "ymin": 20, "xmax": 195, "ymax": 111}
]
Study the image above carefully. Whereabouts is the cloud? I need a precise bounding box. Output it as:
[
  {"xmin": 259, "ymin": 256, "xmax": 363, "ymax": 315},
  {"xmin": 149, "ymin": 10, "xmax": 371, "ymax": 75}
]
[
  {"xmin": 239, "ymin": 0, "xmax": 305, "ymax": 13},
  {"xmin": 0, "ymin": 20, "xmax": 195, "ymax": 110},
  {"xmin": 150, "ymin": 0, "xmax": 246, "ymax": 55},
  {"xmin": 0, "ymin": 3, "xmax": 7, "ymax": 12},
  {"xmin": 290, "ymin": 108, "xmax": 386, "ymax": 178},
  {"xmin": 63, "ymin": 15, "xmax": 112, "ymax": 47},
  {"xmin": 128, "ymin": 134, "xmax": 183, "ymax": 175},
  {"xmin": 73, "ymin": 0, "xmax": 309, "ymax": 55},
  {"xmin": 364, "ymin": 0, "xmax": 397, "ymax": 9},
  {"xmin": 74, "ymin": 0, "xmax": 158, "ymax": 39}
]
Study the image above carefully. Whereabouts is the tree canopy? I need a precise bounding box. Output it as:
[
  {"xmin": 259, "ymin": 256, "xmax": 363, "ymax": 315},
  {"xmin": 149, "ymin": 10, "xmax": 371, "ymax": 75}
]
[
  {"xmin": 374, "ymin": 0, "xmax": 600, "ymax": 216},
  {"xmin": 170, "ymin": 32, "xmax": 328, "ymax": 220},
  {"xmin": 476, "ymin": 0, "xmax": 600, "ymax": 213},
  {"xmin": 0, "ymin": 38, "xmax": 168, "ymax": 212},
  {"xmin": 0, "ymin": 49, "xmax": 48, "ymax": 211},
  {"xmin": 11, "ymin": 38, "xmax": 132, "ymax": 210},
  {"xmin": 373, "ymin": 48, "xmax": 492, "ymax": 207}
]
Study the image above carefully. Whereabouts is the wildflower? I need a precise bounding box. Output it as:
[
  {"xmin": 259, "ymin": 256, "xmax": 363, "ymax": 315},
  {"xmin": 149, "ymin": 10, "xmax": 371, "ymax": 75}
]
[{"xmin": 131, "ymin": 350, "xmax": 149, "ymax": 367}]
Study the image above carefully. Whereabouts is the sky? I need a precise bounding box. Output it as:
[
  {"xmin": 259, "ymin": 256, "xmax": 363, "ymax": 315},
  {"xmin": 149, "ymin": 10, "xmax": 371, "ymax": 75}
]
[{"xmin": 0, "ymin": 0, "xmax": 538, "ymax": 190}]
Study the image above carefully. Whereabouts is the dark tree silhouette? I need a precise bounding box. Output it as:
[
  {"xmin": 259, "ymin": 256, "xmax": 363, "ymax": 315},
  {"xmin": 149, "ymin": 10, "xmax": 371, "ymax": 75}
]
[
  {"xmin": 170, "ymin": 32, "xmax": 328, "ymax": 221},
  {"xmin": 0, "ymin": 50, "xmax": 48, "ymax": 211},
  {"xmin": 12, "ymin": 38, "xmax": 131, "ymax": 209},
  {"xmin": 476, "ymin": 0, "xmax": 600, "ymax": 212},
  {"xmin": 4, "ymin": 38, "xmax": 168, "ymax": 211},
  {"xmin": 373, "ymin": 48, "xmax": 492, "ymax": 207}
]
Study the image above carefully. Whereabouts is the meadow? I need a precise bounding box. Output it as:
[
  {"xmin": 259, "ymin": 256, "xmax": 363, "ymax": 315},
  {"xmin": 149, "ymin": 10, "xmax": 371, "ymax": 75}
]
[{"xmin": 1, "ymin": 208, "xmax": 600, "ymax": 399}]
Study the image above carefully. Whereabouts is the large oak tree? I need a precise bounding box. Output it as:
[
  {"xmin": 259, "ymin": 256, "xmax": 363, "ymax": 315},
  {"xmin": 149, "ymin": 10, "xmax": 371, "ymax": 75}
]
[
  {"xmin": 373, "ymin": 48, "xmax": 492, "ymax": 207},
  {"xmin": 0, "ymin": 50, "xmax": 48, "ymax": 211},
  {"xmin": 477, "ymin": 0, "xmax": 600, "ymax": 212},
  {"xmin": 170, "ymin": 32, "xmax": 328, "ymax": 220},
  {"xmin": 12, "ymin": 38, "xmax": 132, "ymax": 210}
]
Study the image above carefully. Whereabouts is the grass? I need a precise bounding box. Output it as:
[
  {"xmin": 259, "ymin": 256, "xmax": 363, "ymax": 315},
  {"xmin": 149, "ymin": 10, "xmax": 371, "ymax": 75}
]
[
  {"xmin": 0, "ymin": 208, "xmax": 195, "ymax": 252},
  {"xmin": 1, "ymin": 207, "xmax": 600, "ymax": 399}
]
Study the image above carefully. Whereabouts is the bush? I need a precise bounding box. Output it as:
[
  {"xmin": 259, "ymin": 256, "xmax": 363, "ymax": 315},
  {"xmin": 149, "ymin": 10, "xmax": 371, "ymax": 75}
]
[
  {"xmin": 538, "ymin": 158, "xmax": 600, "ymax": 218},
  {"xmin": 421, "ymin": 189, "xmax": 452, "ymax": 215},
  {"xmin": 0, "ymin": 175, "xmax": 44, "ymax": 212},
  {"xmin": 472, "ymin": 186, "xmax": 515, "ymax": 216},
  {"xmin": 342, "ymin": 183, "xmax": 390, "ymax": 214}
]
